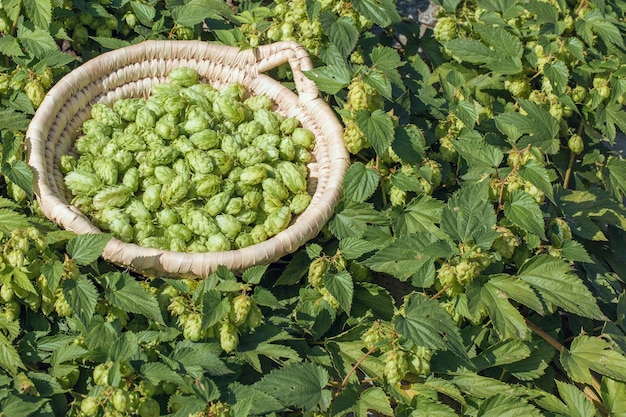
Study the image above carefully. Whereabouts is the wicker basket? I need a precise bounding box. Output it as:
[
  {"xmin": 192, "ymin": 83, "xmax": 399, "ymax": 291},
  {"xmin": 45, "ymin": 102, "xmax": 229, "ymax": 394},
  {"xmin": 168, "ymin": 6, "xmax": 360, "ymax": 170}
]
[{"xmin": 26, "ymin": 40, "xmax": 349, "ymax": 278}]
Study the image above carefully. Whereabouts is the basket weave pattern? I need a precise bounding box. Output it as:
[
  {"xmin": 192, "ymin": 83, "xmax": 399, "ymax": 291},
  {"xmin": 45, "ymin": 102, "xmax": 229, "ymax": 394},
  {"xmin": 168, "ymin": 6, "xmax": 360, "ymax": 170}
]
[{"xmin": 26, "ymin": 40, "xmax": 349, "ymax": 278}]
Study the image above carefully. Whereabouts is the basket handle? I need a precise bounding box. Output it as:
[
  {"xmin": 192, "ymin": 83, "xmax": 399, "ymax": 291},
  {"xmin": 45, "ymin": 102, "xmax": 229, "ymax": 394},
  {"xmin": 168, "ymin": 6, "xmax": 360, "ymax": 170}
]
[{"xmin": 252, "ymin": 41, "xmax": 320, "ymax": 103}]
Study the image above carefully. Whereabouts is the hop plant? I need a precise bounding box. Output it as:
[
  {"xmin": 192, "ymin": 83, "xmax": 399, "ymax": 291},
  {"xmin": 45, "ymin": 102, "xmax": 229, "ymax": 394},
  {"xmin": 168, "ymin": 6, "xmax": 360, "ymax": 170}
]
[{"xmin": 433, "ymin": 16, "xmax": 457, "ymax": 42}]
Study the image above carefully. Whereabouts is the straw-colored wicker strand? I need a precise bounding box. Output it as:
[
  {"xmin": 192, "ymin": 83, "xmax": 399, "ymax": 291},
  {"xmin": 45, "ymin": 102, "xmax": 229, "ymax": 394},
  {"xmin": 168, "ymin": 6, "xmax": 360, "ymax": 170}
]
[{"xmin": 26, "ymin": 40, "xmax": 349, "ymax": 278}]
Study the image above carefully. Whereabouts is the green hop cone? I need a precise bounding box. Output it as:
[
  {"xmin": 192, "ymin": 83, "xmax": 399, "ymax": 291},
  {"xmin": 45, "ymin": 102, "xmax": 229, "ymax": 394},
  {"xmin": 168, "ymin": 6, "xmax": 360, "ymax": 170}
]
[
  {"xmin": 308, "ymin": 257, "xmax": 327, "ymax": 288},
  {"xmin": 492, "ymin": 227, "xmax": 518, "ymax": 259},
  {"xmin": 262, "ymin": 177, "xmax": 289, "ymax": 201},
  {"xmin": 275, "ymin": 161, "xmax": 307, "ymax": 193},
  {"xmin": 25, "ymin": 80, "xmax": 45, "ymax": 109},
  {"xmin": 219, "ymin": 321, "xmax": 239, "ymax": 353},
  {"xmin": 186, "ymin": 149, "xmax": 215, "ymax": 174},
  {"xmin": 181, "ymin": 208, "xmax": 220, "ymax": 237},
  {"xmin": 182, "ymin": 312, "xmax": 203, "ymax": 341},
  {"xmin": 291, "ymin": 127, "xmax": 315, "ymax": 150},
  {"xmin": 81, "ymin": 396, "xmax": 101, "ymax": 416},
  {"xmin": 91, "ymin": 103, "xmax": 122, "ymax": 127},
  {"xmin": 93, "ymin": 158, "xmax": 119, "ymax": 186},
  {"xmin": 64, "ymin": 171, "xmax": 102, "ymax": 196},
  {"xmin": 205, "ymin": 191, "xmax": 231, "ymax": 217},
  {"xmin": 244, "ymin": 94, "xmax": 273, "ymax": 111},
  {"xmin": 383, "ymin": 349, "xmax": 408, "ymax": 385},
  {"xmin": 437, "ymin": 263, "xmax": 462, "ymax": 296},
  {"xmin": 168, "ymin": 67, "xmax": 198, "ymax": 87},
  {"xmin": 568, "ymin": 134, "xmax": 584, "ymax": 155},
  {"xmin": 206, "ymin": 233, "xmax": 231, "ymax": 251},
  {"xmin": 137, "ymin": 398, "xmax": 160, "ymax": 417},
  {"xmin": 263, "ymin": 206, "xmax": 291, "ymax": 236},
  {"xmin": 290, "ymin": 192, "xmax": 311, "ymax": 214},
  {"xmin": 112, "ymin": 389, "xmax": 130, "ymax": 412},
  {"xmin": 215, "ymin": 213, "xmax": 242, "ymax": 240},
  {"xmin": 433, "ymin": 16, "xmax": 457, "ymax": 43},
  {"xmin": 92, "ymin": 185, "xmax": 133, "ymax": 210},
  {"xmin": 389, "ymin": 186, "xmax": 407, "ymax": 207},
  {"xmin": 214, "ymin": 94, "xmax": 246, "ymax": 124},
  {"xmin": 240, "ymin": 165, "xmax": 267, "ymax": 186},
  {"xmin": 231, "ymin": 294, "xmax": 252, "ymax": 326}
]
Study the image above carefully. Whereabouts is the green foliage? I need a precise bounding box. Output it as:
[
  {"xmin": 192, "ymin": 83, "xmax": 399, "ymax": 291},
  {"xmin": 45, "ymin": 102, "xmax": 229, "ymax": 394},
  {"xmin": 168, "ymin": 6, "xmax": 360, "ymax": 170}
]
[{"xmin": 1, "ymin": 0, "xmax": 626, "ymax": 415}]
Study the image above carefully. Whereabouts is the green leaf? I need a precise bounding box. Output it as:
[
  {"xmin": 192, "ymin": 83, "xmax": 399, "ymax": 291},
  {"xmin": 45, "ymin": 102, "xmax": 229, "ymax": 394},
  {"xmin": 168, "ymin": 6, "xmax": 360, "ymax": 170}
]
[
  {"xmin": 329, "ymin": 16, "xmax": 359, "ymax": 58},
  {"xmin": 517, "ymin": 255, "xmax": 604, "ymax": 319},
  {"xmin": 62, "ymin": 276, "xmax": 99, "ymax": 326},
  {"xmin": 518, "ymin": 159, "xmax": 555, "ymax": 202},
  {"xmin": 451, "ymin": 101, "xmax": 478, "ymax": 129},
  {"xmin": 351, "ymin": 0, "xmax": 401, "ymax": 27},
  {"xmin": 475, "ymin": 279, "xmax": 531, "ymax": 340},
  {"xmin": 18, "ymin": 26, "xmax": 57, "ymax": 57},
  {"xmin": 343, "ymin": 162, "xmax": 380, "ymax": 202},
  {"xmin": 0, "ymin": 209, "xmax": 29, "ymax": 235},
  {"xmin": 255, "ymin": 362, "xmax": 331, "ymax": 411},
  {"xmin": 543, "ymin": 60, "xmax": 569, "ymax": 96},
  {"xmin": 242, "ymin": 264, "xmax": 268, "ymax": 285},
  {"xmin": 505, "ymin": 339, "xmax": 554, "ymax": 381},
  {"xmin": 0, "ymin": 36, "xmax": 24, "ymax": 57},
  {"xmin": 23, "ymin": 0, "xmax": 52, "ymax": 29},
  {"xmin": 355, "ymin": 109, "xmax": 395, "ymax": 157},
  {"xmin": 391, "ymin": 124, "xmax": 426, "ymax": 164},
  {"xmin": 453, "ymin": 133, "xmax": 504, "ymax": 168},
  {"xmin": 0, "ymin": 334, "xmax": 25, "ymax": 376},
  {"xmin": 560, "ymin": 240, "xmax": 593, "ymax": 263},
  {"xmin": 444, "ymin": 38, "xmax": 498, "ymax": 64},
  {"xmin": 357, "ymin": 387, "xmax": 394, "ymax": 416},
  {"xmin": 90, "ymin": 37, "xmax": 131, "ymax": 50},
  {"xmin": 130, "ymin": 1, "xmax": 156, "ymax": 26},
  {"xmin": 109, "ymin": 332, "xmax": 139, "ymax": 363},
  {"xmin": 475, "ymin": 24, "xmax": 523, "ymax": 74},
  {"xmin": 362, "ymin": 69, "xmax": 392, "ymax": 100},
  {"xmin": 171, "ymin": 0, "xmax": 234, "ymax": 25},
  {"xmin": 496, "ymin": 101, "xmax": 560, "ymax": 153},
  {"xmin": 103, "ymin": 272, "xmax": 164, "ymax": 325},
  {"xmin": 487, "ymin": 275, "xmax": 544, "ymax": 314},
  {"xmin": 202, "ymin": 290, "xmax": 231, "ymax": 328},
  {"xmin": 0, "ymin": 392, "xmax": 45, "ymax": 417},
  {"xmin": 601, "ymin": 377, "xmax": 626, "ymax": 417},
  {"xmin": 328, "ymin": 200, "xmax": 388, "ymax": 239},
  {"xmin": 2, "ymin": 160, "xmax": 34, "ymax": 199},
  {"xmin": 471, "ymin": 339, "xmax": 531, "ymax": 371},
  {"xmin": 525, "ymin": 0, "xmax": 558, "ymax": 23},
  {"xmin": 353, "ymin": 283, "xmax": 394, "ymax": 321},
  {"xmin": 50, "ymin": 344, "xmax": 88, "ymax": 367},
  {"xmin": 324, "ymin": 270, "xmax": 353, "ymax": 315},
  {"xmin": 140, "ymin": 362, "xmax": 188, "ymax": 387},
  {"xmin": 503, "ymin": 190, "xmax": 546, "ymax": 239},
  {"xmin": 561, "ymin": 335, "xmax": 626, "ymax": 385},
  {"xmin": 66, "ymin": 233, "xmax": 111, "ymax": 265},
  {"xmin": 478, "ymin": 393, "xmax": 543, "ymax": 417},
  {"xmin": 363, "ymin": 233, "xmax": 454, "ymax": 281},
  {"xmin": 555, "ymin": 380, "xmax": 597, "ymax": 417},
  {"xmin": 565, "ymin": 38, "xmax": 586, "ymax": 62},
  {"xmin": 40, "ymin": 260, "xmax": 63, "ymax": 293},
  {"xmin": 604, "ymin": 156, "xmax": 626, "ymax": 202},
  {"xmin": 228, "ymin": 382, "xmax": 284, "ymax": 415},
  {"xmin": 339, "ymin": 238, "xmax": 378, "ymax": 259},
  {"xmin": 393, "ymin": 194, "xmax": 444, "ymax": 236},
  {"xmin": 394, "ymin": 294, "xmax": 469, "ymax": 361},
  {"xmin": 597, "ymin": 102, "xmax": 626, "ymax": 141},
  {"xmin": 440, "ymin": 182, "xmax": 498, "ymax": 247},
  {"xmin": 303, "ymin": 64, "xmax": 351, "ymax": 94},
  {"xmin": 370, "ymin": 45, "xmax": 404, "ymax": 72}
]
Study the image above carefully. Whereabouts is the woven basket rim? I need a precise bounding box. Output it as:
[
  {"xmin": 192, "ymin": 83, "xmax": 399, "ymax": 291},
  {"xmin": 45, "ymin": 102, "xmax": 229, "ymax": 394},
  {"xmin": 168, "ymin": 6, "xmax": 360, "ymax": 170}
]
[{"xmin": 26, "ymin": 40, "xmax": 349, "ymax": 278}]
